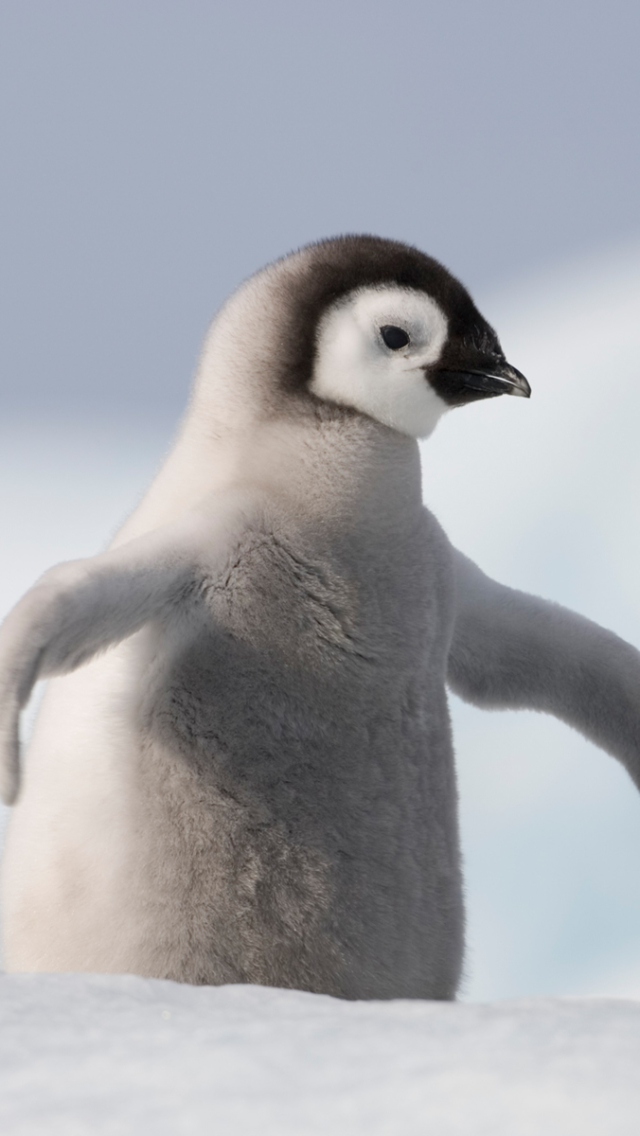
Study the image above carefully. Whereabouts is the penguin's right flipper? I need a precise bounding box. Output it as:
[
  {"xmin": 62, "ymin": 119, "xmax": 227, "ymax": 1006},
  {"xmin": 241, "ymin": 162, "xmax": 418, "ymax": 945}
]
[
  {"xmin": 447, "ymin": 548, "xmax": 640, "ymax": 789},
  {"xmin": 0, "ymin": 488, "xmax": 265, "ymax": 806}
]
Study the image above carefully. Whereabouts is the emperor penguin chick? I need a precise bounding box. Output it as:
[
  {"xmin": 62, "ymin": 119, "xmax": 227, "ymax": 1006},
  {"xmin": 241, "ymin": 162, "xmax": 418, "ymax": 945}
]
[{"xmin": 1, "ymin": 235, "xmax": 640, "ymax": 1000}]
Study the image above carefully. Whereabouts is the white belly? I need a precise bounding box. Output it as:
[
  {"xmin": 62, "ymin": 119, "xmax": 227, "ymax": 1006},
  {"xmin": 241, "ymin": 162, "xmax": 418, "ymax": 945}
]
[{"xmin": 1, "ymin": 636, "xmax": 148, "ymax": 972}]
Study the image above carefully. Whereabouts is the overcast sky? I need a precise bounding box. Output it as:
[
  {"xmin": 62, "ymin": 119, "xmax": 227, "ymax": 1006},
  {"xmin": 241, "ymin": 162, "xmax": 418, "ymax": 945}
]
[
  {"xmin": 2, "ymin": 0, "xmax": 639, "ymax": 417},
  {"xmin": 2, "ymin": 2, "xmax": 640, "ymax": 1000}
]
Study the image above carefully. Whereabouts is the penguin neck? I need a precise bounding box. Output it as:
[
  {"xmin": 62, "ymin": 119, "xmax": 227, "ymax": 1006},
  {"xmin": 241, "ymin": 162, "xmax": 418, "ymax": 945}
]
[
  {"xmin": 113, "ymin": 397, "xmax": 423, "ymax": 547},
  {"xmin": 245, "ymin": 407, "xmax": 425, "ymax": 532}
]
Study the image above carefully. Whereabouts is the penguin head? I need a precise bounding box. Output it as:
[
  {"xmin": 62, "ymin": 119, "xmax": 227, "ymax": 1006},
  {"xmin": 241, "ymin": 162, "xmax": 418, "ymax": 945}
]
[
  {"xmin": 197, "ymin": 235, "xmax": 529, "ymax": 439},
  {"xmin": 300, "ymin": 236, "xmax": 530, "ymax": 438}
]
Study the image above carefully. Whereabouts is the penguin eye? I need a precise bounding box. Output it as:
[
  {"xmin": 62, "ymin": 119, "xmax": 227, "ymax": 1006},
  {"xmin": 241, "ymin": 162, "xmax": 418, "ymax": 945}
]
[{"xmin": 380, "ymin": 325, "xmax": 410, "ymax": 350}]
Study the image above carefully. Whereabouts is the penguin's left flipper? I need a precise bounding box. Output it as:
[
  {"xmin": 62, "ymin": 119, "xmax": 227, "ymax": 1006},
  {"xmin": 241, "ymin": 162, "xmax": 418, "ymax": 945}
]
[
  {"xmin": 447, "ymin": 548, "xmax": 640, "ymax": 790},
  {"xmin": 0, "ymin": 487, "xmax": 265, "ymax": 806}
]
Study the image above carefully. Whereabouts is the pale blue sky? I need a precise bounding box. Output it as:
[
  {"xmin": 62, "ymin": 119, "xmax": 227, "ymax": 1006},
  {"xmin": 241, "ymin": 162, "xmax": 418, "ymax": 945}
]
[
  {"xmin": 1, "ymin": 0, "xmax": 639, "ymax": 415},
  {"xmin": 2, "ymin": 2, "xmax": 640, "ymax": 999}
]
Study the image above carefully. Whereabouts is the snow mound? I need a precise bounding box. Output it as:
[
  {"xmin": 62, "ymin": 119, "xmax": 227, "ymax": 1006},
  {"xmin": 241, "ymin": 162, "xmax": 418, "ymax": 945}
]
[{"xmin": 1, "ymin": 973, "xmax": 639, "ymax": 1135}]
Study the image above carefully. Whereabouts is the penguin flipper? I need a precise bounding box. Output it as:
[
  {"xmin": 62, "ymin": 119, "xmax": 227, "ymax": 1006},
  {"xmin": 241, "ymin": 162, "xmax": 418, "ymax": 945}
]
[
  {"xmin": 447, "ymin": 548, "xmax": 640, "ymax": 789},
  {"xmin": 0, "ymin": 488, "xmax": 264, "ymax": 806}
]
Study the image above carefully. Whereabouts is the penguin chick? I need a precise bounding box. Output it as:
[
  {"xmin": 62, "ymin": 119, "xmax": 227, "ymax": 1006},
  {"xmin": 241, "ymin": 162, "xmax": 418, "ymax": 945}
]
[{"xmin": 0, "ymin": 235, "xmax": 638, "ymax": 1001}]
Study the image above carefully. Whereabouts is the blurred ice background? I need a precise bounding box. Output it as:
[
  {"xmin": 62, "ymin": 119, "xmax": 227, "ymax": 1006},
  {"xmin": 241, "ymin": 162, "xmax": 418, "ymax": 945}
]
[{"xmin": 1, "ymin": 0, "xmax": 639, "ymax": 1002}]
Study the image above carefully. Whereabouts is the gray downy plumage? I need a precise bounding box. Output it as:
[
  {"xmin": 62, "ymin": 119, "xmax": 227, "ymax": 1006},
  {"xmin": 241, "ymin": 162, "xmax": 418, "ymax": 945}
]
[{"xmin": 0, "ymin": 235, "xmax": 638, "ymax": 1000}]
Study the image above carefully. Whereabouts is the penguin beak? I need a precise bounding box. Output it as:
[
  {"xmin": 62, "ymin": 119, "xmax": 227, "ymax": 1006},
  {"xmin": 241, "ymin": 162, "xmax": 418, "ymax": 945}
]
[
  {"xmin": 432, "ymin": 361, "xmax": 531, "ymax": 405},
  {"xmin": 438, "ymin": 363, "xmax": 531, "ymax": 399}
]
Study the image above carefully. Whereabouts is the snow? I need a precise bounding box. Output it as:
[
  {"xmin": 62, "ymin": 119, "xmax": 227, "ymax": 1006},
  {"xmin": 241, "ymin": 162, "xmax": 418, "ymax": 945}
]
[{"xmin": 1, "ymin": 973, "xmax": 639, "ymax": 1135}]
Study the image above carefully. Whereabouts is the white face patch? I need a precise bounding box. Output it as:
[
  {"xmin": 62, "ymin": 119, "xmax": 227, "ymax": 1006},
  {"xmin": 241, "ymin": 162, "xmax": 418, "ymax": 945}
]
[{"xmin": 310, "ymin": 285, "xmax": 449, "ymax": 438}]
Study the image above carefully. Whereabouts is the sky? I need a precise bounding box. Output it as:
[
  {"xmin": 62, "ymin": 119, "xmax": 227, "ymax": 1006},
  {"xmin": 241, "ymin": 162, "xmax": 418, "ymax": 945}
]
[
  {"xmin": 1, "ymin": 1, "xmax": 640, "ymax": 1001},
  {"xmin": 1, "ymin": 0, "xmax": 640, "ymax": 417}
]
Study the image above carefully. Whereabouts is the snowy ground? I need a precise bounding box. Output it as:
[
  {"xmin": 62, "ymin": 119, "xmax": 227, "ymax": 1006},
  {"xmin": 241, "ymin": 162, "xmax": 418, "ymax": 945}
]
[
  {"xmin": 2, "ymin": 974, "xmax": 640, "ymax": 1136},
  {"xmin": 2, "ymin": 243, "xmax": 640, "ymax": 1132}
]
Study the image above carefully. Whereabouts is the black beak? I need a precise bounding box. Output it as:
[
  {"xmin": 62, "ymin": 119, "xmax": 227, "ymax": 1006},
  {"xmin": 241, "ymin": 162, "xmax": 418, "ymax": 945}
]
[{"xmin": 432, "ymin": 362, "xmax": 531, "ymax": 405}]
